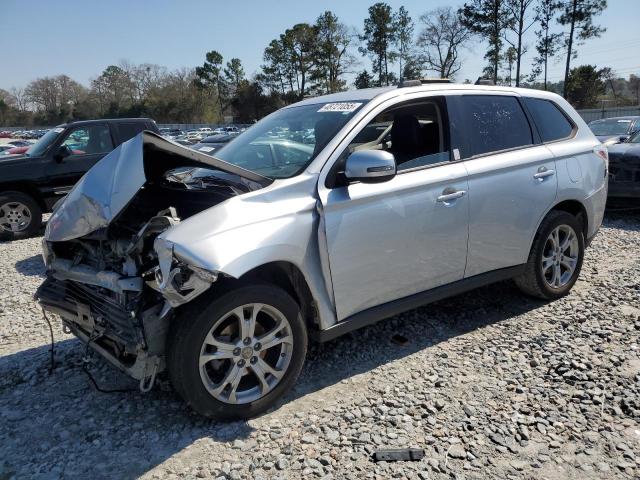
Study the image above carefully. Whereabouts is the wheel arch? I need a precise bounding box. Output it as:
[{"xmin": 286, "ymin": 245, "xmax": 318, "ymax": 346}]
[
  {"xmin": 216, "ymin": 261, "xmax": 320, "ymax": 333},
  {"xmin": 0, "ymin": 182, "xmax": 46, "ymax": 211},
  {"xmin": 528, "ymin": 198, "xmax": 588, "ymax": 257},
  {"xmin": 548, "ymin": 199, "xmax": 588, "ymax": 239}
]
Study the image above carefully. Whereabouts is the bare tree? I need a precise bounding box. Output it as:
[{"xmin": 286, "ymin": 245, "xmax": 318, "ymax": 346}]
[
  {"xmin": 418, "ymin": 7, "xmax": 471, "ymax": 79},
  {"xmin": 503, "ymin": 0, "xmax": 536, "ymax": 86},
  {"xmin": 559, "ymin": 0, "xmax": 608, "ymax": 97},
  {"xmin": 530, "ymin": 0, "xmax": 563, "ymax": 90},
  {"xmin": 9, "ymin": 87, "xmax": 28, "ymax": 111}
]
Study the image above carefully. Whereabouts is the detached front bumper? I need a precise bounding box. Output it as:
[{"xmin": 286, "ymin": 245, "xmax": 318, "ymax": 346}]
[{"xmin": 35, "ymin": 276, "xmax": 167, "ymax": 388}]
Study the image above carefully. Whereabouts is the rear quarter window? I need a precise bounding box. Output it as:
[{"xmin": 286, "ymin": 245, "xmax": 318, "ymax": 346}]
[
  {"xmin": 460, "ymin": 95, "xmax": 533, "ymax": 157},
  {"xmin": 523, "ymin": 98, "xmax": 574, "ymax": 142}
]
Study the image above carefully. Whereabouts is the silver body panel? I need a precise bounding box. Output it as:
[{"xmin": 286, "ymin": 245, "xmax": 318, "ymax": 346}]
[
  {"xmin": 320, "ymin": 163, "xmax": 469, "ymax": 320},
  {"xmin": 462, "ymin": 144, "xmax": 558, "ymax": 277},
  {"xmin": 42, "ymin": 85, "xmax": 607, "ymax": 336}
]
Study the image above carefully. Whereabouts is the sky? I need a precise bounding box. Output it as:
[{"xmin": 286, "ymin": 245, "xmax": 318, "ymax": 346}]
[{"xmin": 1, "ymin": 0, "xmax": 639, "ymax": 91}]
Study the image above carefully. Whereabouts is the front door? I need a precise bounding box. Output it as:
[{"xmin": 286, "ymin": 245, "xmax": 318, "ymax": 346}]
[
  {"xmin": 45, "ymin": 124, "xmax": 115, "ymax": 193},
  {"xmin": 319, "ymin": 96, "xmax": 469, "ymax": 321}
]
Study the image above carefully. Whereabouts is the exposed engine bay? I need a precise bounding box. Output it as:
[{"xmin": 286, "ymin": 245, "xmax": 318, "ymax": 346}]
[{"xmin": 36, "ymin": 132, "xmax": 270, "ymax": 389}]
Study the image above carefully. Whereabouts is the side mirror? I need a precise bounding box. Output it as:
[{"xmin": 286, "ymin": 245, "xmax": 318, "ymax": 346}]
[
  {"xmin": 344, "ymin": 150, "xmax": 396, "ymax": 184},
  {"xmin": 54, "ymin": 145, "xmax": 72, "ymax": 162}
]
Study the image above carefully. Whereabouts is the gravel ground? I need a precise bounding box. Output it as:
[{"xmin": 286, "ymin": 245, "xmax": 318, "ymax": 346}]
[{"xmin": 1, "ymin": 211, "xmax": 639, "ymax": 480}]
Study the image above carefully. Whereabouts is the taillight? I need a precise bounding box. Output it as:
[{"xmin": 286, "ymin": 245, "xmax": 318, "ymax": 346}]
[
  {"xmin": 593, "ymin": 145, "xmax": 608, "ymax": 164},
  {"xmin": 593, "ymin": 145, "xmax": 609, "ymax": 174}
]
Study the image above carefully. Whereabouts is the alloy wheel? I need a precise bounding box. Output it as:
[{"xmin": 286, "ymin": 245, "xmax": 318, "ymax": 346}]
[
  {"xmin": 199, "ymin": 303, "xmax": 294, "ymax": 404},
  {"xmin": 0, "ymin": 202, "xmax": 32, "ymax": 233},
  {"xmin": 541, "ymin": 224, "xmax": 579, "ymax": 289}
]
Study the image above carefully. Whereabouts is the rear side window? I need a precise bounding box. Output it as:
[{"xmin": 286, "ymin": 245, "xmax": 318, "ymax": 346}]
[
  {"xmin": 116, "ymin": 123, "xmax": 147, "ymax": 144},
  {"xmin": 524, "ymin": 98, "xmax": 574, "ymax": 142},
  {"xmin": 460, "ymin": 95, "xmax": 533, "ymax": 157}
]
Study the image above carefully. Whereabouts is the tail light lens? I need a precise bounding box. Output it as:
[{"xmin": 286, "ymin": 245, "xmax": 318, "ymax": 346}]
[{"xmin": 593, "ymin": 145, "xmax": 608, "ymax": 167}]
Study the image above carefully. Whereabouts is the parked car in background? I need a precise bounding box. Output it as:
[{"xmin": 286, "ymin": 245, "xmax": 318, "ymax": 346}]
[
  {"xmin": 2, "ymin": 146, "xmax": 30, "ymax": 156},
  {"xmin": 0, "ymin": 118, "xmax": 159, "ymax": 240},
  {"xmin": 186, "ymin": 130, "xmax": 203, "ymax": 142},
  {"xmin": 0, "ymin": 131, "xmax": 13, "ymax": 138},
  {"xmin": 606, "ymin": 129, "xmax": 640, "ymax": 199},
  {"xmin": 190, "ymin": 133, "xmax": 238, "ymax": 155},
  {"xmin": 8, "ymin": 140, "xmax": 32, "ymax": 147},
  {"xmin": 589, "ymin": 116, "xmax": 640, "ymax": 145},
  {"xmin": 0, "ymin": 145, "xmax": 16, "ymax": 154},
  {"xmin": 162, "ymin": 128, "xmax": 184, "ymax": 139},
  {"xmin": 36, "ymin": 83, "xmax": 606, "ymax": 419}
]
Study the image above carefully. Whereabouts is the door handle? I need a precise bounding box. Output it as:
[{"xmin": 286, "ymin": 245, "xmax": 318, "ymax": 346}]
[
  {"xmin": 533, "ymin": 169, "xmax": 555, "ymax": 180},
  {"xmin": 437, "ymin": 190, "xmax": 466, "ymax": 202}
]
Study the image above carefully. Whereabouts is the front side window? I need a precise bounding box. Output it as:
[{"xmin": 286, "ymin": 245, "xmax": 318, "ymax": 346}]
[
  {"xmin": 345, "ymin": 98, "xmax": 450, "ymax": 172},
  {"xmin": 524, "ymin": 98, "xmax": 574, "ymax": 142},
  {"xmin": 460, "ymin": 95, "xmax": 533, "ymax": 157},
  {"xmin": 214, "ymin": 102, "xmax": 365, "ymax": 179},
  {"xmin": 62, "ymin": 125, "xmax": 113, "ymax": 156}
]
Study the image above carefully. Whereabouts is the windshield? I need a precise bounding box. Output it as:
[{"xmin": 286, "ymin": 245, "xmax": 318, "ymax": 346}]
[
  {"xmin": 25, "ymin": 128, "xmax": 62, "ymax": 157},
  {"xmin": 214, "ymin": 101, "xmax": 365, "ymax": 178},
  {"xmin": 590, "ymin": 119, "xmax": 632, "ymax": 136}
]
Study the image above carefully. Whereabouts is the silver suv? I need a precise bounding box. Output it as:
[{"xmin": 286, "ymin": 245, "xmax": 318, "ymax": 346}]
[{"xmin": 37, "ymin": 82, "xmax": 608, "ymax": 419}]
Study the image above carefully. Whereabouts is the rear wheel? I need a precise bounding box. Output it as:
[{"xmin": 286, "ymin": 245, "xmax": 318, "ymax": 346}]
[
  {"xmin": 515, "ymin": 210, "xmax": 584, "ymax": 300},
  {"xmin": 168, "ymin": 284, "xmax": 307, "ymax": 420},
  {"xmin": 0, "ymin": 191, "xmax": 42, "ymax": 241}
]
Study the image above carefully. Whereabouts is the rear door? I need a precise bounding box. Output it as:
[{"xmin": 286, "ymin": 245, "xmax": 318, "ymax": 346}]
[
  {"xmin": 448, "ymin": 94, "xmax": 557, "ymax": 277},
  {"xmin": 113, "ymin": 122, "xmax": 150, "ymax": 145}
]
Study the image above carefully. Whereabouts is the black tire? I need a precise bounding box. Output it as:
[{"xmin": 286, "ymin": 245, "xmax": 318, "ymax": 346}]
[
  {"xmin": 0, "ymin": 191, "xmax": 43, "ymax": 241},
  {"xmin": 167, "ymin": 283, "xmax": 307, "ymax": 420},
  {"xmin": 515, "ymin": 210, "xmax": 585, "ymax": 300}
]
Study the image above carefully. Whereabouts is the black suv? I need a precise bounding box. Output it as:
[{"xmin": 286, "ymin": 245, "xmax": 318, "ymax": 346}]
[{"xmin": 0, "ymin": 118, "xmax": 159, "ymax": 240}]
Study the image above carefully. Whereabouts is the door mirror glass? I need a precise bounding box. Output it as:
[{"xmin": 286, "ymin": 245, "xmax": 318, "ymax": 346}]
[{"xmin": 345, "ymin": 150, "xmax": 396, "ymax": 183}]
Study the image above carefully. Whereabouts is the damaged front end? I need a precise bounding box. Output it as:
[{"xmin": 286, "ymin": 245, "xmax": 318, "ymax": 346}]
[{"xmin": 36, "ymin": 132, "xmax": 270, "ymax": 389}]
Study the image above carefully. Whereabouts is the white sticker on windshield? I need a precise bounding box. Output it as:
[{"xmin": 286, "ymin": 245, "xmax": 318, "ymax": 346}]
[
  {"xmin": 617, "ymin": 120, "xmax": 631, "ymax": 123},
  {"xmin": 318, "ymin": 102, "xmax": 362, "ymax": 113},
  {"xmin": 53, "ymin": 128, "xmax": 64, "ymax": 133},
  {"xmin": 199, "ymin": 146, "xmax": 214, "ymax": 152}
]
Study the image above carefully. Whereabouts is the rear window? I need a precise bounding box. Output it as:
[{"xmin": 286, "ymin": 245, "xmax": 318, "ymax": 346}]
[
  {"xmin": 460, "ymin": 95, "xmax": 533, "ymax": 157},
  {"xmin": 524, "ymin": 98, "xmax": 574, "ymax": 142}
]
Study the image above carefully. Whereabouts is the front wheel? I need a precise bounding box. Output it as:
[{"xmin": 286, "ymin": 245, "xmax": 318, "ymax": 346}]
[
  {"xmin": 515, "ymin": 210, "xmax": 585, "ymax": 300},
  {"xmin": 168, "ymin": 284, "xmax": 307, "ymax": 420}
]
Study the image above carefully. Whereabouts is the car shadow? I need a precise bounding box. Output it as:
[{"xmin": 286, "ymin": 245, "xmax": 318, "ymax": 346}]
[
  {"xmin": 0, "ymin": 280, "xmax": 546, "ymax": 479},
  {"xmin": 14, "ymin": 253, "xmax": 46, "ymax": 277}
]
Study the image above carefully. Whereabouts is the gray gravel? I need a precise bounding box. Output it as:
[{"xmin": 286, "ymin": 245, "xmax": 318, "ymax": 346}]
[{"xmin": 1, "ymin": 212, "xmax": 639, "ymax": 480}]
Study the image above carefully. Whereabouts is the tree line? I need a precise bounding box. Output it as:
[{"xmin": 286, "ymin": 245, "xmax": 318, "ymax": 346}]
[{"xmin": 2, "ymin": 0, "xmax": 635, "ymax": 128}]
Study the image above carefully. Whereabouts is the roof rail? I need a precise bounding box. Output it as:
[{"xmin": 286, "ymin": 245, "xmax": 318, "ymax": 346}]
[
  {"xmin": 398, "ymin": 78, "xmax": 451, "ymax": 88},
  {"xmin": 474, "ymin": 77, "xmax": 495, "ymax": 86}
]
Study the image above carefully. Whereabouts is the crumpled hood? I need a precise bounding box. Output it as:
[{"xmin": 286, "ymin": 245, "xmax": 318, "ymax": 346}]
[{"xmin": 45, "ymin": 131, "xmax": 271, "ymax": 242}]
